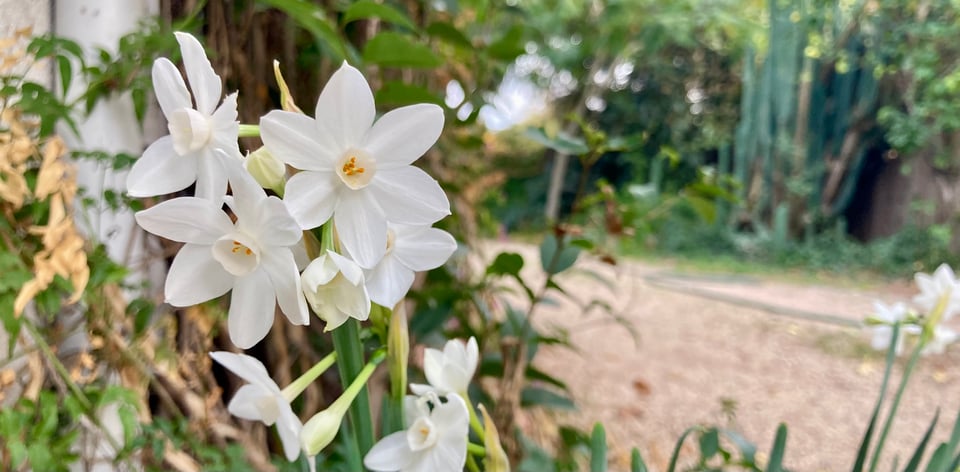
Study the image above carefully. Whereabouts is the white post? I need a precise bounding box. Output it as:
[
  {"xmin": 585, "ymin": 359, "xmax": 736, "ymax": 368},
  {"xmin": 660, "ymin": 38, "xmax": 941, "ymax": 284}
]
[{"xmin": 54, "ymin": 1, "xmax": 159, "ymax": 470}]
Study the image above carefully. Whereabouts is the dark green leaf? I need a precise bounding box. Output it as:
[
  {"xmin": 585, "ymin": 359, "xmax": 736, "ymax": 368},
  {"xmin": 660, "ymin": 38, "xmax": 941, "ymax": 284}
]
[
  {"xmin": 56, "ymin": 55, "xmax": 72, "ymax": 96},
  {"xmin": 342, "ymin": 1, "xmax": 416, "ymax": 30},
  {"xmin": 375, "ymin": 81, "xmax": 443, "ymax": 107},
  {"xmin": 487, "ymin": 24, "xmax": 525, "ymax": 61},
  {"xmin": 525, "ymin": 127, "xmax": 589, "ymax": 155},
  {"xmin": 540, "ymin": 234, "xmax": 580, "ymax": 275},
  {"xmin": 590, "ymin": 423, "xmax": 607, "ymax": 472},
  {"xmin": 363, "ymin": 32, "xmax": 441, "ymax": 68},
  {"xmin": 487, "ymin": 252, "xmax": 524, "ymax": 277},
  {"xmin": 521, "ymin": 386, "xmax": 576, "ymax": 410},
  {"xmin": 426, "ymin": 21, "xmax": 473, "ymax": 49},
  {"xmin": 259, "ymin": 0, "xmax": 347, "ymax": 62},
  {"xmin": 699, "ymin": 428, "xmax": 720, "ymax": 460},
  {"xmin": 765, "ymin": 424, "xmax": 788, "ymax": 472},
  {"xmin": 631, "ymin": 448, "xmax": 648, "ymax": 472},
  {"xmin": 904, "ymin": 410, "xmax": 938, "ymax": 472}
]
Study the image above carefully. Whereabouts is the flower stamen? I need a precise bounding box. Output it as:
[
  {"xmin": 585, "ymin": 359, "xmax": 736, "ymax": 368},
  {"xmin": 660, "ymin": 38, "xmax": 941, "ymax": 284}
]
[{"xmin": 342, "ymin": 156, "xmax": 365, "ymax": 176}]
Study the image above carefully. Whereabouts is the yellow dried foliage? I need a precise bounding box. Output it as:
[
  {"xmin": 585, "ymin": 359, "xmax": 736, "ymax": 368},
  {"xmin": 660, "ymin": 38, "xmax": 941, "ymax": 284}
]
[{"xmin": 2, "ymin": 108, "xmax": 89, "ymax": 316}]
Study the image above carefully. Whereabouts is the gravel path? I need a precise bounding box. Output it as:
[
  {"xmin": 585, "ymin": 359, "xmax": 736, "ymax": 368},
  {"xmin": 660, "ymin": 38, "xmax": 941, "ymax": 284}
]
[{"xmin": 486, "ymin": 242, "xmax": 960, "ymax": 471}]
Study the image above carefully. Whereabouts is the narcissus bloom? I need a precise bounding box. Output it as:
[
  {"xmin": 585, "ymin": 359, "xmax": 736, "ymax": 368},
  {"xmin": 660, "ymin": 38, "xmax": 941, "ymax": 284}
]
[
  {"xmin": 364, "ymin": 224, "xmax": 457, "ymax": 308},
  {"xmin": 364, "ymin": 393, "xmax": 469, "ymax": 472},
  {"xmin": 209, "ymin": 351, "xmax": 302, "ymax": 461},
  {"xmin": 913, "ymin": 264, "xmax": 960, "ymax": 321},
  {"xmin": 261, "ymin": 62, "xmax": 449, "ymax": 268},
  {"xmin": 135, "ymin": 158, "xmax": 307, "ymax": 348},
  {"xmin": 868, "ymin": 301, "xmax": 910, "ymax": 354},
  {"xmin": 127, "ymin": 32, "xmax": 241, "ymax": 201},
  {"xmin": 410, "ymin": 337, "xmax": 478, "ymax": 396},
  {"xmin": 301, "ymin": 250, "xmax": 370, "ymax": 331}
]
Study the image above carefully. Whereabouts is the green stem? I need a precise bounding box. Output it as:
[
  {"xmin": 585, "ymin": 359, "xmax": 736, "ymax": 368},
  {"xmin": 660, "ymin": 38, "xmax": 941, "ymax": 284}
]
[
  {"xmin": 330, "ymin": 349, "xmax": 385, "ymax": 412},
  {"xmin": 385, "ymin": 305, "xmax": 408, "ymax": 434},
  {"xmin": 280, "ymin": 351, "xmax": 336, "ymax": 403},
  {"xmin": 461, "ymin": 391, "xmax": 486, "ymax": 442},
  {"xmin": 332, "ymin": 319, "xmax": 376, "ymax": 456},
  {"xmin": 466, "ymin": 454, "xmax": 481, "ymax": 472},
  {"xmin": 238, "ymin": 124, "xmax": 260, "ymax": 138},
  {"xmin": 867, "ymin": 336, "xmax": 924, "ymax": 472},
  {"xmin": 468, "ymin": 442, "xmax": 486, "ymax": 456}
]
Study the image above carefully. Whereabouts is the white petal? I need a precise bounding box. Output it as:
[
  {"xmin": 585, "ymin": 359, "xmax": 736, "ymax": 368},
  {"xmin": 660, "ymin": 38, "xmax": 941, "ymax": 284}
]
[
  {"xmin": 393, "ymin": 226, "xmax": 457, "ymax": 272},
  {"xmin": 315, "ymin": 63, "xmax": 375, "ymax": 149},
  {"xmin": 334, "ymin": 191, "xmax": 387, "ymax": 269},
  {"xmin": 209, "ymin": 351, "xmax": 279, "ymax": 392},
  {"xmin": 222, "ymin": 155, "xmax": 264, "ymax": 222},
  {"xmin": 252, "ymin": 197, "xmax": 303, "ymax": 247},
  {"xmin": 332, "ymin": 277, "xmax": 371, "ymax": 322},
  {"xmin": 364, "ymin": 104, "xmax": 444, "ymax": 169},
  {"xmin": 364, "ymin": 431, "xmax": 415, "ymax": 471},
  {"xmin": 152, "ymin": 58, "xmax": 191, "ymax": 119},
  {"xmin": 438, "ymin": 364, "xmax": 470, "ymax": 394},
  {"xmin": 284, "ymin": 171, "xmax": 340, "ymax": 230},
  {"xmin": 228, "ymin": 269, "xmax": 276, "ymax": 348},
  {"xmin": 174, "ymin": 32, "xmax": 222, "ymax": 115},
  {"xmin": 195, "ymin": 148, "xmax": 229, "ymax": 201},
  {"xmin": 277, "ymin": 406, "xmax": 304, "ymax": 462},
  {"xmin": 408, "ymin": 383, "xmax": 437, "ymax": 397},
  {"xmin": 261, "ymin": 110, "xmax": 338, "ymax": 171},
  {"xmin": 261, "ymin": 249, "xmax": 309, "ymax": 326},
  {"xmin": 227, "ymin": 384, "xmax": 271, "ymax": 422},
  {"xmin": 165, "ymin": 244, "xmax": 233, "ymax": 306},
  {"xmin": 366, "ymin": 255, "xmax": 415, "ymax": 308},
  {"xmin": 433, "ymin": 393, "xmax": 470, "ymax": 436},
  {"xmin": 135, "ymin": 198, "xmax": 233, "ymax": 244},
  {"xmin": 210, "ymin": 93, "xmax": 242, "ymax": 159},
  {"xmin": 327, "ymin": 250, "xmax": 365, "ymax": 286},
  {"xmin": 320, "ymin": 306, "xmax": 351, "ymax": 332},
  {"xmin": 369, "ymin": 167, "xmax": 450, "ymax": 226},
  {"xmin": 422, "ymin": 348, "xmax": 445, "ymax": 392},
  {"xmin": 126, "ymin": 137, "xmax": 197, "ymax": 197},
  {"xmin": 302, "ymin": 254, "xmax": 340, "ymax": 288},
  {"xmin": 465, "ymin": 338, "xmax": 479, "ymax": 377}
]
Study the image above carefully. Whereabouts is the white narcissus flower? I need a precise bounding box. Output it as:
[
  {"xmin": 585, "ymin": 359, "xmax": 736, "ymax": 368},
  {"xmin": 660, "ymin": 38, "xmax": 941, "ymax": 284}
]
[
  {"xmin": 913, "ymin": 263, "xmax": 960, "ymax": 321},
  {"xmin": 135, "ymin": 157, "xmax": 308, "ymax": 348},
  {"xmin": 363, "ymin": 393, "xmax": 469, "ymax": 472},
  {"xmin": 922, "ymin": 326, "xmax": 958, "ymax": 355},
  {"xmin": 261, "ymin": 62, "xmax": 450, "ymax": 268},
  {"xmin": 868, "ymin": 301, "xmax": 910, "ymax": 354},
  {"xmin": 301, "ymin": 250, "xmax": 371, "ymax": 331},
  {"xmin": 126, "ymin": 32, "xmax": 242, "ymax": 201},
  {"xmin": 209, "ymin": 351, "xmax": 302, "ymax": 461},
  {"xmin": 410, "ymin": 337, "xmax": 479, "ymax": 396},
  {"xmin": 364, "ymin": 224, "xmax": 457, "ymax": 308}
]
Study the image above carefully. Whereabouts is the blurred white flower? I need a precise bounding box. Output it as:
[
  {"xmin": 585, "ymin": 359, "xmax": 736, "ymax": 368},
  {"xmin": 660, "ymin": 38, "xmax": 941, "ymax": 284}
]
[
  {"xmin": 410, "ymin": 337, "xmax": 478, "ymax": 396},
  {"xmin": 364, "ymin": 393, "xmax": 469, "ymax": 472},
  {"xmin": 913, "ymin": 264, "xmax": 960, "ymax": 321},
  {"xmin": 301, "ymin": 250, "xmax": 370, "ymax": 331},
  {"xmin": 127, "ymin": 32, "xmax": 242, "ymax": 201},
  {"xmin": 364, "ymin": 224, "xmax": 457, "ymax": 308},
  {"xmin": 922, "ymin": 326, "xmax": 958, "ymax": 355},
  {"xmin": 868, "ymin": 301, "xmax": 911, "ymax": 354},
  {"xmin": 135, "ymin": 158, "xmax": 308, "ymax": 348},
  {"xmin": 209, "ymin": 351, "xmax": 302, "ymax": 461},
  {"xmin": 261, "ymin": 62, "xmax": 449, "ymax": 268}
]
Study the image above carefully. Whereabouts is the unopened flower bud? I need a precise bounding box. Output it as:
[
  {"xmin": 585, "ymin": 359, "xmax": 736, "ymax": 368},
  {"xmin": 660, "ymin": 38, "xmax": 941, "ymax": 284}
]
[
  {"xmin": 301, "ymin": 404, "xmax": 348, "ymax": 456},
  {"xmin": 245, "ymin": 146, "xmax": 286, "ymax": 193}
]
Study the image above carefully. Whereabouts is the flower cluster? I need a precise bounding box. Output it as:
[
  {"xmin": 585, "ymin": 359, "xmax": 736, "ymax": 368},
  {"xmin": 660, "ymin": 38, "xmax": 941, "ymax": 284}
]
[
  {"xmin": 866, "ymin": 264, "xmax": 960, "ymax": 355},
  {"xmin": 129, "ymin": 32, "xmax": 474, "ymax": 467}
]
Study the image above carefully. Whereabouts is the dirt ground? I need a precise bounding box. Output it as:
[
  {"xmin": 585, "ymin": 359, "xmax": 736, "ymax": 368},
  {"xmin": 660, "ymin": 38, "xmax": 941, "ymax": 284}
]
[{"xmin": 484, "ymin": 242, "xmax": 960, "ymax": 471}]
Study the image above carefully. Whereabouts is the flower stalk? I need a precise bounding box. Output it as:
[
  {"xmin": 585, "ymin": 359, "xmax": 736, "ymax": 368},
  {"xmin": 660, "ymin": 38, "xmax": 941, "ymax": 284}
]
[{"xmin": 280, "ymin": 351, "xmax": 336, "ymax": 403}]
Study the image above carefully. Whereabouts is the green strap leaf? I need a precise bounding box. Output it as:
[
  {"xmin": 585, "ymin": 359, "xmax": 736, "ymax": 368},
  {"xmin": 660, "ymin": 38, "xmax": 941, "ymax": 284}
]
[
  {"xmin": 342, "ymin": 0, "xmax": 416, "ymax": 30},
  {"xmin": 590, "ymin": 423, "xmax": 608, "ymax": 472},
  {"xmin": 362, "ymin": 31, "xmax": 441, "ymax": 68}
]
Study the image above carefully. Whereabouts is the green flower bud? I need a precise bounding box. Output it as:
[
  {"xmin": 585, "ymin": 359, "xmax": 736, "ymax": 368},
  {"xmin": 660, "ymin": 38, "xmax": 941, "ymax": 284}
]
[{"xmin": 245, "ymin": 146, "xmax": 286, "ymax": 194}]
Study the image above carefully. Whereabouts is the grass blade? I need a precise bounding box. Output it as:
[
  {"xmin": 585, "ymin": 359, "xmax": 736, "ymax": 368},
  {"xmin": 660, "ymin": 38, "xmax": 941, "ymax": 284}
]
[
  {"xmin": 853, "ymin": 324, "xmax": 901, "ymax": 472},
  {"xmin": 631, "ymin": 448, "xmax": 648, "ymax": 472},
  {"xmin": 590, "ymin": 423, "xmax": 607, "ymax": 472},
  {"xmin": 904, "ymin": 410, "xmax": 939, "ymax": 472},
  {"xmin": 766, "ymin": 424, "xmax": 788, "ymax": 472}
]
